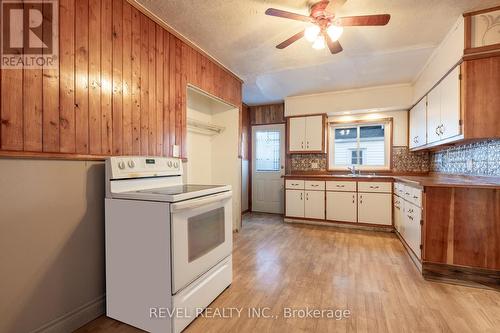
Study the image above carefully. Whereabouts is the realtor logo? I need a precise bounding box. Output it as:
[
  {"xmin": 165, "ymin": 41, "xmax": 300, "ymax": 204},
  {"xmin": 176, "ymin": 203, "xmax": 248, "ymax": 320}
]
[{"xmin": 1, "ymin": 0, "xmax": 58, "ymax": 68}]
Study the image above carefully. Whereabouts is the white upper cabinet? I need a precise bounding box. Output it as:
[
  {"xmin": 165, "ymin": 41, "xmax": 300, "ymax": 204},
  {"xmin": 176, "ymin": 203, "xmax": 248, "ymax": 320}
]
[
  {"xmin": 439, "ymin": 66, "xmax": 461, "ymax": 141},
  {"xmin": 304, "ymin": 116, "xmax": 324, "ymax": 151},
  {"xmin": 288, "ymin": 115, "xmax": 325, "ymax": 152},
  {"xmin": 426, "ymin": 83, "xmax": 442, "ymax": 144},
  {"xmin": 288, "ymin": 117, "xmax": 306, "ymax": 151},
  {"xmin": 413, "ymin": 66, "xmax": 462, "ymax": 148},
  {"xmin": 409, "ymin": 97, "xmax": 427, "ymax": 149}
]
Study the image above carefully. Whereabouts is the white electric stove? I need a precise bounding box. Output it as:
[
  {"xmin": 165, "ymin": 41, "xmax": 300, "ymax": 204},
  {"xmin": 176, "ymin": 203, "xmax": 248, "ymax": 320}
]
[{"xmin": 105, "ymin": 156, "xmax": 233, "ymax": 333}]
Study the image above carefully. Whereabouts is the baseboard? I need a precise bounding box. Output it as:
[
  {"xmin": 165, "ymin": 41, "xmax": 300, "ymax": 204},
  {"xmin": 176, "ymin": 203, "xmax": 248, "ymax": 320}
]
[
  {"xmin": 422, "ymin": 262, "xmax": 500, "ymax": 291},
  {"xmin": 394, "ymin": 230, "xmax": 422, "ymax": 272},
  {"xmin": 31, "ymin": 295, "xmax": 105, "ymax": 333},
  {"xmin": 284, "ymin": 218, "xmax": 393, "ymax": 233}
]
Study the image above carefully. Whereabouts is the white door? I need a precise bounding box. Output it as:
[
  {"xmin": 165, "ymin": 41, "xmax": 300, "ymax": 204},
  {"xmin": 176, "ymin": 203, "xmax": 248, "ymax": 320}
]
[
  {"xmin": 252, "ymin": 124, "xmax": 285, "ymax": 214},
  {"xmin": 285, "ymin": 190, "xmax": 304, "ymax": 218},
  {"xmin": 439, "ymin": 66, "xmax": 461, "ymax": 140},
  {"xmin": 326, "ymin": 191, "xmax": 357, "ymax": 222},
  {"xmin": 304, "ymin": 190, "xmax": 325, "ymax": 219},
  {"xmin": 357, "ymin": 193, "xmax": 392, "ymax": 225},
  {"xmin": 288, "ymin": 117, "xmax": 306, "ymax": 151},
  {"xmin": 305, "ymin": 116, "xmax": 323, "ymax": 151}
]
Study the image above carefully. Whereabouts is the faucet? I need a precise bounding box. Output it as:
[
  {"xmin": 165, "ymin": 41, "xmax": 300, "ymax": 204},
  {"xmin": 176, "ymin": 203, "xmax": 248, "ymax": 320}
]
[{"xmin": 348, "ymin": 165, "xmax": 356, "ymax": 176}]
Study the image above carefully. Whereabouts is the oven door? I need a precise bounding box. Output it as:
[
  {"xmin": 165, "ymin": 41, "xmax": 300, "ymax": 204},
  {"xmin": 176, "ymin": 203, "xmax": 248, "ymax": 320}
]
[{"xmin": 170, "ymin": 191, "xmax": 232, "ymax": 294}]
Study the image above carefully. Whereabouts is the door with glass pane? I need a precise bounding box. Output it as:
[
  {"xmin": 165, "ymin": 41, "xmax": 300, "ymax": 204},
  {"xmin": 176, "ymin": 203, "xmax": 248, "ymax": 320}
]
[{"xmin": 252, "ymin": 124, "xmax": 285, "ymax": 214}]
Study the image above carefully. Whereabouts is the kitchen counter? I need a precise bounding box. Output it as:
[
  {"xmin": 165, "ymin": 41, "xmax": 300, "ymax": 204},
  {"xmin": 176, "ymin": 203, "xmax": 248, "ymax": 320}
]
[{"xmin": 284, "ymin": 173, "xmax": 500, "ymax": 189}]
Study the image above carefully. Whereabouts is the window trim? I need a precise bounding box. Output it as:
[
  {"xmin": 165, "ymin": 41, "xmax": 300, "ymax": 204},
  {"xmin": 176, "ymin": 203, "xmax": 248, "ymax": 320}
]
[{"xmin": 327, "ymin": 118, "xmax": 393, "ymax": 171}]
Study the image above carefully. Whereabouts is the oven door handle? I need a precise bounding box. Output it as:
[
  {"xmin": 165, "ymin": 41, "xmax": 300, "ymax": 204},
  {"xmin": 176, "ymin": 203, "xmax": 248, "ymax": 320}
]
[{"xmin": 170, "ymin": 191, "xmax": 232, "ymax": 212}]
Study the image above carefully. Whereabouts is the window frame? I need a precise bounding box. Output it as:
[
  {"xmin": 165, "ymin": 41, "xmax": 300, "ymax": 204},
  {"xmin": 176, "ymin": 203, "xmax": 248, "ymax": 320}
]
[{"xmin": 327, "ymin": 118, "xmax": 393, "ymax": 171}]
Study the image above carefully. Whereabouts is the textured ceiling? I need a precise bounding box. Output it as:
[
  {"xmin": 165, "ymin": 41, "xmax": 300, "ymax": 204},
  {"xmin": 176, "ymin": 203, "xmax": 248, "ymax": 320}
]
[{"xmin": 138, "ymin": 0, "xmax": 500, "ymax": 105}]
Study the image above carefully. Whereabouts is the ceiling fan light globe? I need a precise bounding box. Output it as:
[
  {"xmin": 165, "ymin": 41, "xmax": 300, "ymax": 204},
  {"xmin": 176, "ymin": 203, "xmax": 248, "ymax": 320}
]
[
  {"xmin": 327, "ymin": 25, "xmax": 344, "ymax": 41},
  {"xmin": 312, "ymin": 35, "xmax": 326, "ymax": 50},
  {"xmin": 304, "ymin": 25, "xmax": 320, "ymax": 42}
]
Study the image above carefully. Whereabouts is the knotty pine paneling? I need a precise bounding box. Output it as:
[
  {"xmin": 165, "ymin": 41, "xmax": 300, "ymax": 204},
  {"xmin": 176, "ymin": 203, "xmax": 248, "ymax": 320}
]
[
  {"xmin": 0, "ymin": 0, "xmax": 242, "ymax": 159},
  {"xmin": 249, "ymin": 103, "xmax": 285, "ymax": 125}
]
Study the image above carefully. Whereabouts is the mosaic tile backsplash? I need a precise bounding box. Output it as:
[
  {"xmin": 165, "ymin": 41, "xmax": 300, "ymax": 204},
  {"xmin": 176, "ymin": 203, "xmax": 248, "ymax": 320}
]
[
  {"xmin": 430, "ymin": 139, "xmax": 500, "ymax": 176},
  {"xmin": 290, "ymin": 147, "xmax": 430, "ymax": 173},
  {"xmin": 289, "ymin": 140, "xmax": 500, "ymax": 176}
]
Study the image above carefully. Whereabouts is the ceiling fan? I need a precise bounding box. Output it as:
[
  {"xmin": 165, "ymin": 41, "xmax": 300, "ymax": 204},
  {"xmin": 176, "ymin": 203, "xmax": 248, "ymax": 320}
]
[{"xmin": 265, "ymin": 0, "xmax": 390, "ymax": 54}]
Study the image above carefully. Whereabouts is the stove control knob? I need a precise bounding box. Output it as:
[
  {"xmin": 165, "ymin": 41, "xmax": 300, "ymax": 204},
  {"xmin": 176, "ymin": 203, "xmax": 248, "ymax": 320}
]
[
  {"xmin": 128, "ymin": 160, "xmax": 135, "ymax": 168},
  {"xmin": 174, "ymin": 161, "xmax": 179, "ymax": 168},
  {"xmin": 167, "ymin": 160, "xmax": 173, "ymax": 168},
  {"xmin": 118, "ymin": 161, "xmax": 126, "ymax": 170}
]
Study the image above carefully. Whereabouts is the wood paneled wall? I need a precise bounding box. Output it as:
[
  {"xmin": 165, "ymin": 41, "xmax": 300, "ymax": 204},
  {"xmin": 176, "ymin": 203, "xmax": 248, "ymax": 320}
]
[
  {"xmin": 249, "ymin": 103, "xmax": 285, "ymax": 125},
  {"xmin": 0, "ymin": 0, "xmax": 242, "ymax": 159}
]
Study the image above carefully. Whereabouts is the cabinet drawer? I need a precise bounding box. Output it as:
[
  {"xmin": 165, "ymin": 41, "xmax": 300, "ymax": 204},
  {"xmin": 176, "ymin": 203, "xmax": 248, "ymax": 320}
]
[
  {"xmin": 285, "ymin": 180, "xmax": 305, "ymax": 190},
  {"xmin": 326, "ymin": 181, "xmax": 356, "ymax": 192},
  {"xmin": 358, "ymin": 182, "xmax": 392, "ymax": 193},
  {"xmin": 407, "ymin": 186, "xmax": 422, "ymax": 207},
  {"xmin": 305, "ymin": 181, "xmax": 325, "ymax": 191},
  {"xmin": 395, "ymin": 183, "xmax": 406, "ymax": 197}
]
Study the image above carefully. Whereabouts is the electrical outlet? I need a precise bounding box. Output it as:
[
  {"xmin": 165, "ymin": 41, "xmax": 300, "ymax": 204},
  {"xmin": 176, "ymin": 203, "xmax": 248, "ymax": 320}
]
[{"xmin": 311, "ymin": 162, "xmax": 319, "ymax": 169}]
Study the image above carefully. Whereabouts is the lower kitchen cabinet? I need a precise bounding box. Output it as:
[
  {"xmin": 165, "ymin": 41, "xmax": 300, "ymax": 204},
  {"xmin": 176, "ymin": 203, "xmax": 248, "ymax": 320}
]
[
  {"xmin": 285, "ymin": 190, "xmax": 304, "ymax": 218},
  {"xmin": 402, "ymin": 201, "xmax": 422, "ymax": 259},
  {"xmin": 326, "ymin": 191, "xmax": 356, "ymax": 223},
  {"xmin": 357, "ymin": 193, "xmax": 392, "ymax": 225},
  {"xmin": 393, "ymin": 195, "xmax": 403, "ymax": 233},
  {"xmin": 305, "ymin": 190, "xmax": 325, "ymax": 220}
]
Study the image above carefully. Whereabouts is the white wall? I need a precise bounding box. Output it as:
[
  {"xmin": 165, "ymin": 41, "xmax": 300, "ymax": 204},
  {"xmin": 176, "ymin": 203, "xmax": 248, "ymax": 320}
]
[
  {"xmin": 186, "ymin": 108, "xmax": 213, "ymax": 184},
  {"xmin": 186, "ymin": 88, "xmax": 242, "ymax": 230},
  {"xmin": 412, "ymin": 16, "xmax": 464, "ymax": 103},
  {"xmin": 285, "ymin": 84, "xmax": 413, "ymax": 117},
  {"xmin": 241, "ymin": 160, "xmax": 249, "ymax": 212}
]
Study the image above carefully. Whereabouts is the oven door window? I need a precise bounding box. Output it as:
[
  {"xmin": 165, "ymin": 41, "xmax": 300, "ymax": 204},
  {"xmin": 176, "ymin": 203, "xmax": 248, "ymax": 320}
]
[{"xmin": 188, "ymin": 207, "xmax": 225, "ymax": 262}]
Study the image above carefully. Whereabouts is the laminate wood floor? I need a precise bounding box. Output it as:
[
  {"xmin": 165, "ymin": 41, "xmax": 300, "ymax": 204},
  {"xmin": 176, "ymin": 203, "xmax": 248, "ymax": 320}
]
[{"xmin": 75, "ymin": 213, "xmax": 500, "ymax": 333}]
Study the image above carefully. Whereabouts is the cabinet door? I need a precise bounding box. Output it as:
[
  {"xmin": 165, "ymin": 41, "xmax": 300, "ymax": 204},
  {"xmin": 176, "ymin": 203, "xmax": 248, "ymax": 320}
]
[
  {"xmin": 439, "ymin": 66, "xmax": 461, "ymax": 140},
  {"xmin": 409, "ymin": 97, "xmax": 427, "ymax": 148},
  {"xmin": 403, "ymin": 201, "xmax": 421, "ymax": 259},
  {"xmin": 427, "ymin": 84, "xmax": 441, "ymax": 144},
  {"xmin": 285, "ymin": 190, "xmax": 304, "ymax": 218},
  {"xmin": 393, "ymin": 195, "xmax": 402, "ymax": 232},
  {"xmin": 326, "ymin": 191, "xmax": 357, "ymax": 223},
  {"xmin": 305, "ymin": 190, "xmax": 325, "ymax": 220},
  {"xmin": 358, "ymin": 193, "xmax": 392, "ymax": 225},
  {"xmin": 305, "ymin": 116, "xmax": 323, "ymax": 151},
  {"xmin": 288, "ymin": 117, "xmax": 306, "ymax": 152}
]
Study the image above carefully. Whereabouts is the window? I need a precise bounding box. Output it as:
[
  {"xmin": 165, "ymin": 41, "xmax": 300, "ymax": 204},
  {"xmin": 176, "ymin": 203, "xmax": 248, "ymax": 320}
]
[
  {"xmin": 255, "ymin": 131, "xmax": 281, "ymax": 171},
  {"xmin": 329, "ymin": 120, "xmax": 391, "ymax": 170}
]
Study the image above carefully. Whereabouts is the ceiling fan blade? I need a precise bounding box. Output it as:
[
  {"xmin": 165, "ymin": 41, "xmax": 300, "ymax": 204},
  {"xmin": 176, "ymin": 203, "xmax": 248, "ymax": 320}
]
[
  {"xmin": 336, "ymin": 14, "xmax": 390, "ymax": 26},
  {"xmin": 265, "ymin": 8, "xmax": 313, "ymax": 23},
  {"xmin": 325, "ymin": 34, "xmax": 343, "ymax": 54},
  {"xmin": 325, "ymin": 0, "xmax": 347, "ymax": 14},
  {"xmin": 276, "ymin": 30, "xmax": 305, "ymax": 49}
]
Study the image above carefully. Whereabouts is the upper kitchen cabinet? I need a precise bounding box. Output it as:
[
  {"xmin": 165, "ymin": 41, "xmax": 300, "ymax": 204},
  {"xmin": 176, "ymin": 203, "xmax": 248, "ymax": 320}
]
[
  {"xmin": 426, "ymin": 66, "xmax": 461, "ymax": 145},
  {"xmin": 409, "ymin": 97, "xmax": 427, "ymax": 149},
  {"xmin": 462, "ymin": 56, "xmax": 500, "ymax": 139},
  {"xmin": 287, "ymin": 114, "xmax": 326, "ymax": 153}
]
